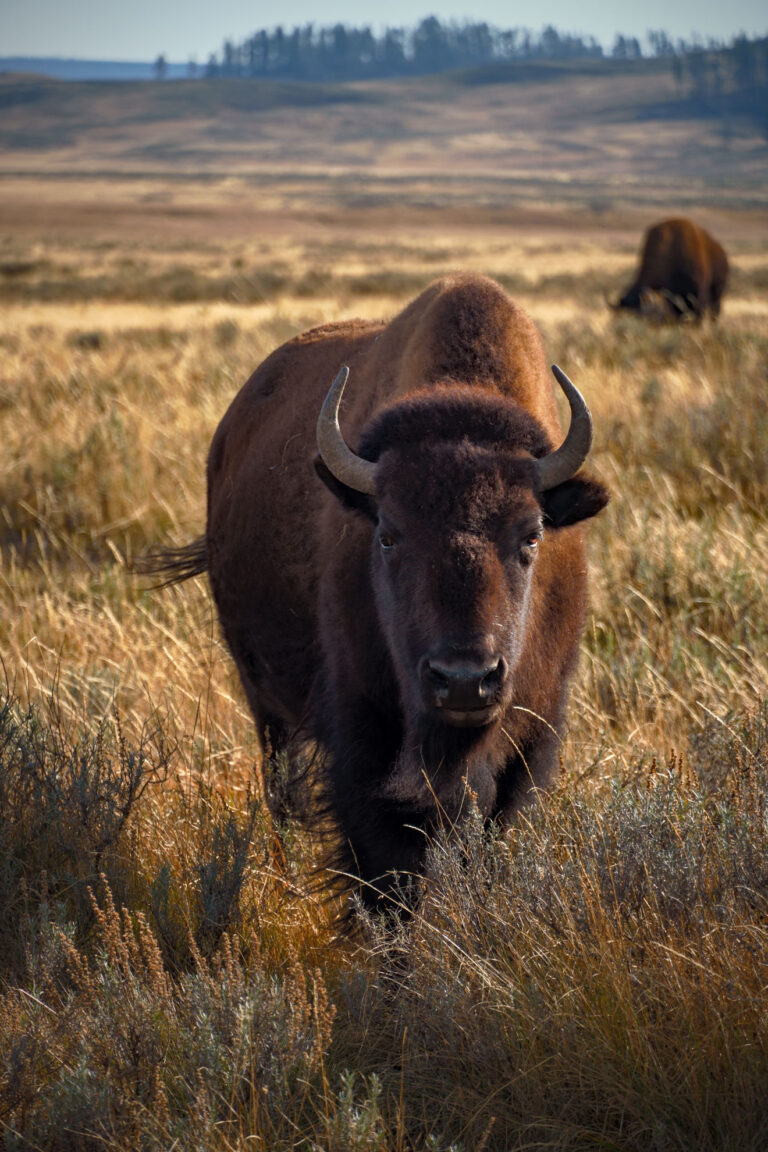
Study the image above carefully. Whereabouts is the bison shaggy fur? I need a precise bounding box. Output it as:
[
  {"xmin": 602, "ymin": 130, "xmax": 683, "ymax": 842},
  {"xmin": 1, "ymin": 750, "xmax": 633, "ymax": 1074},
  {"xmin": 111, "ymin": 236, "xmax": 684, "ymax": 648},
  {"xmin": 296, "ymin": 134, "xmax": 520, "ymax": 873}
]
[{"xmin": 153, "ymin": 273, "xmax": 609, "ymax": 911}]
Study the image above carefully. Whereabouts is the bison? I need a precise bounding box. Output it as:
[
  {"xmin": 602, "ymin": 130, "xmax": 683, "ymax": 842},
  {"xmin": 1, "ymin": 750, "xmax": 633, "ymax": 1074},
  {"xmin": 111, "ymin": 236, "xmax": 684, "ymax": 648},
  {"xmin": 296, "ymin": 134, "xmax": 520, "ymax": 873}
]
[
  {"xmin": 613, "ymin": 217, "xmax": 728, "ymax": 321},
  {"xmin": 152, "ymin": 274, "xmax": 609, "ymax": 909}
]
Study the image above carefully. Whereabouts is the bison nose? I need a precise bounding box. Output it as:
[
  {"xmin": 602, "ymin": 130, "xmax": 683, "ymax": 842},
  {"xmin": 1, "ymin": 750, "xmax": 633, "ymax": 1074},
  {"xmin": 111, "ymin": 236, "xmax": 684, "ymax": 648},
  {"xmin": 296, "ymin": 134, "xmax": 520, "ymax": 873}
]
[{"xmin": 424, "ymin": 656, "xmax": 506, "ymax": 712}]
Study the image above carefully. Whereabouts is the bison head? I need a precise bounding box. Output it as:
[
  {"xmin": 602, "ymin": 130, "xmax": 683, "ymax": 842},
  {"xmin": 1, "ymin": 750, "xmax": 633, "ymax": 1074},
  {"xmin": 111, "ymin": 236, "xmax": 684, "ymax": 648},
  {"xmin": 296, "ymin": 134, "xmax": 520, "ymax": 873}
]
[
  {"xmin": 612, "ymin": 285, "xmax": 689, "ymax": 322},
  {"xmin": 315, "ymin": 366, "xmax": 608, "ymax": 740}
]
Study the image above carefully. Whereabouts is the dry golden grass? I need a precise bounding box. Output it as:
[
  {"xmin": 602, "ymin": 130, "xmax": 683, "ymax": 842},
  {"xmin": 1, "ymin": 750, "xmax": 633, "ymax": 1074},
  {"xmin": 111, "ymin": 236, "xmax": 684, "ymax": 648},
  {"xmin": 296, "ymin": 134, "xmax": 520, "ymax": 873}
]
[
  {"xmin": 2, "ymin": 211, "xmax": 766, "ymax": 746},
  {"xmin": 1, "ymin": 172, "xmax": 767, "ymax": 1148}
]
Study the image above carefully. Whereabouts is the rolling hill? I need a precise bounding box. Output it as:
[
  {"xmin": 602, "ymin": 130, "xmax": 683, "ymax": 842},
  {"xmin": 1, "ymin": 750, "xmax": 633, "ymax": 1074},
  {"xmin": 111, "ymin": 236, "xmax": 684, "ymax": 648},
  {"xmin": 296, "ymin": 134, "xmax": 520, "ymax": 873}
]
[{"xmin": 0, "ymin": 58, "xmax": 764, "ymax": 208}]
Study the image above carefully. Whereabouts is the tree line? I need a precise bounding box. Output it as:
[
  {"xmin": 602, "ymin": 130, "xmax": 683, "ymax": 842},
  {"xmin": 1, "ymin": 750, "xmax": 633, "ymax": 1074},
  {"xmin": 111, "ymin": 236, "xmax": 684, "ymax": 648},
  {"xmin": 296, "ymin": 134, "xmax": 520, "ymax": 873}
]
[
  {"xmin": 671, "ymin": 33, "xmax": 768, "ymax": 116},
  {"xmin": 191, "ymin": 19, "xmax": 766, "ymax": 83},
  {"xmin": 202, "ymin": 20, "xmax": 601, "ymax": 80}
]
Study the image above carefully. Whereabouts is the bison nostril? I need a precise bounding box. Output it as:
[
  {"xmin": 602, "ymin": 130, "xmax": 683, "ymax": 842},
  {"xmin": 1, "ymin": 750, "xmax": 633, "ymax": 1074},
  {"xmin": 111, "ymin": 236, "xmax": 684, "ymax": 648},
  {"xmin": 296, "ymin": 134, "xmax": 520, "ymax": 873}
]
[
  {"xmin": 427, "ymin": 663, "xmax": 449, "ymax": 682},
  {"xmin": 479, "ymin": 658, "xmax": 505, "ymax": 697},
  {"xmin": 425, "ymin": 656, "xmax": 505, "ymax": 708}
]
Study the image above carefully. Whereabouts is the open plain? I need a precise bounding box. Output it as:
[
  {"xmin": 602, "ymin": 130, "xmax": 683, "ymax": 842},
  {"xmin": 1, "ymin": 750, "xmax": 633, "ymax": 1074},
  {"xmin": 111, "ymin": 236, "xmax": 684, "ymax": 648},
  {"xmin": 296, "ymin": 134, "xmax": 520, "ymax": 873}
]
[{"xmin": 1, "ymin": 61, "xmax": 768, "ymax": 1149}]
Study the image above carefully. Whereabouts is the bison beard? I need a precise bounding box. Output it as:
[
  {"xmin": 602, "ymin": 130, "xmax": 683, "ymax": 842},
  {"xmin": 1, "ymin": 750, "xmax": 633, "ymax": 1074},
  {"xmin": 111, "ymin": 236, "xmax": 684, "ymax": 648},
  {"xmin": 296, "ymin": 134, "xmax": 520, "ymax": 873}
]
[{"xmin": 148, "ymin": 273, "xmax": 609, "ymax": 914}]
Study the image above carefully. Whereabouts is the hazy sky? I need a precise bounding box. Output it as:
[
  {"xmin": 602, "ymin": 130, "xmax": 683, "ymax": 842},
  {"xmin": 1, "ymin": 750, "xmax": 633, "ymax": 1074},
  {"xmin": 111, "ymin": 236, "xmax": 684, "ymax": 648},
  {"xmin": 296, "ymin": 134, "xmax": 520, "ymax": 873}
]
[{"xmin": 1, "ymin": 0, "xmax": 766, "ymax": 61}]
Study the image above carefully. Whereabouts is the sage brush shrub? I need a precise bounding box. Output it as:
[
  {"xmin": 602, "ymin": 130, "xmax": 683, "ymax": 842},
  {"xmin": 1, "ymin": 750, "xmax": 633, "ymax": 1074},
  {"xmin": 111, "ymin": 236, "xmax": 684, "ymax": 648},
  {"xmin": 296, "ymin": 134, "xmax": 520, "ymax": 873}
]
[
  {"xmin": 0, "ymin": 693, "xmax": 169, "ymax": 978},
  {"xmin": 1, "ymin": 886, "xmax": 336, "ymax": 1151},
  {"xmin": 0, "ymin": 691, "xmax": 277, "ymax": 981},
  {"xmin": 193, "ymin": 792, "xmax": 267, "ymax": 958}
]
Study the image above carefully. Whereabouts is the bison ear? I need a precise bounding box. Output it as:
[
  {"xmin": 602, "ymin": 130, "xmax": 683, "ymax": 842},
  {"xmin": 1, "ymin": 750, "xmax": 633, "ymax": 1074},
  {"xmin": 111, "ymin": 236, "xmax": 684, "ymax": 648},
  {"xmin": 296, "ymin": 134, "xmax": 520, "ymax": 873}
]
[
  {"xmin": 314, "ymin": 457, "xmax": 377, "ymax": 521},
  {"xmin": 541, "ymin": 475, "xmax": 609, "ymax": 529}
]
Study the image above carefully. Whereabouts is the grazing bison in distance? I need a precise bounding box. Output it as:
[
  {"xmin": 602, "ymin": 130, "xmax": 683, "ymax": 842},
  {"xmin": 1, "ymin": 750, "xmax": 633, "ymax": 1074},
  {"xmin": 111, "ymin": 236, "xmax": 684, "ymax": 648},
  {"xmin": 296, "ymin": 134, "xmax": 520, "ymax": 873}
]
[
  {"xmin": 153, "ymin": 274, "xmax": 609, "ymax": 909},
  {"xmin": 613, "ymin": 217, "xmax": 728, "ymax": 321}
]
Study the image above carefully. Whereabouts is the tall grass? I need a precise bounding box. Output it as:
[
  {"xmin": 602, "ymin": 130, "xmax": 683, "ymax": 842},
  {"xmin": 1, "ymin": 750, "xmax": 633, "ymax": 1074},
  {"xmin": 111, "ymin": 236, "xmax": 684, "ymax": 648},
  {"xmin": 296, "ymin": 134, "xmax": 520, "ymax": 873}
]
[{"xmin": 1, "ymin": 222, "xmax": 767, "ymax": 1148}]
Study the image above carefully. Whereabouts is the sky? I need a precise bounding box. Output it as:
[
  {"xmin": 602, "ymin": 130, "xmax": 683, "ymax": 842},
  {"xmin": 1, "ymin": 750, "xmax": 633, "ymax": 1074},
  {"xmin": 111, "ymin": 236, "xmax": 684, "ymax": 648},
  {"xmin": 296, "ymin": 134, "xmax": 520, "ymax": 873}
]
[{"xmin": 1, "ymin": 0, "xmax": 766, "ymax": 62}]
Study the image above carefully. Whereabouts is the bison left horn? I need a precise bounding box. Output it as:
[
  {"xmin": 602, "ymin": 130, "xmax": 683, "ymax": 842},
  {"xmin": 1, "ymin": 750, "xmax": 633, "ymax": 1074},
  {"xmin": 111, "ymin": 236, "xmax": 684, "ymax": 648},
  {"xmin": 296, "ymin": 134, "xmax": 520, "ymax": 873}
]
[
  {"xmin": 535, "ymin": 366, "xmax": 594, "ymax": 491},
  {"xmin": 317, "ymin": 366, "xmax": 378, "ymax": 496}
]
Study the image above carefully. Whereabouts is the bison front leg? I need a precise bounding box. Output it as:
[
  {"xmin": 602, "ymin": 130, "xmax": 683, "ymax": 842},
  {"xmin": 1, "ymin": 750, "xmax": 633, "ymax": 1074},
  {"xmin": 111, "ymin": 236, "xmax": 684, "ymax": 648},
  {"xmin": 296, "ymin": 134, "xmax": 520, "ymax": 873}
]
[
  {"xmin": 493, "ymin": 725, "xmax": 561, "ymax": 824},
  {"xmin": 322, "ymin": 699, "xmax": 430, "ymax": 912},
  {"xmin": 335, "ymin": 801, "xmax": 429, "ymax": 913}
]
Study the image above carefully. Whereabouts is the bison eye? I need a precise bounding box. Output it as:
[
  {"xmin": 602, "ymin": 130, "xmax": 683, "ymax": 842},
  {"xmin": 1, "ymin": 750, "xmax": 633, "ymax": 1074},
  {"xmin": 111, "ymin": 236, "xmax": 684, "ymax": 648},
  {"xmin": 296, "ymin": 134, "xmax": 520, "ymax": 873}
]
[
  {"xmin": 519, "ymin": 532, "xmax": 542, "ymax": 565},
  {"xmin": 379, "ymin": 533, "xmax": 395, "ymax": 551}
]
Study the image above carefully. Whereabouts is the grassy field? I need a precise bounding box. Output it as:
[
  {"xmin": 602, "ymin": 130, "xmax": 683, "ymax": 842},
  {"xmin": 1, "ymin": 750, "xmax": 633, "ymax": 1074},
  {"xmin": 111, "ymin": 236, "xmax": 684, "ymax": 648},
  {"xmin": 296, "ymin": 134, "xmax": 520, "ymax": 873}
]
[{"xmin": 1, "ymin": 66, "xmax": 768, "ymax": 1149}]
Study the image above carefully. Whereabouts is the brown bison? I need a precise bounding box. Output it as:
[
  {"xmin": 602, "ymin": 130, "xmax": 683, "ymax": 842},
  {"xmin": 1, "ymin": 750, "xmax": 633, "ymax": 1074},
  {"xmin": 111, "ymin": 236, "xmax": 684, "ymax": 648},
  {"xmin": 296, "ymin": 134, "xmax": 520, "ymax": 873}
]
[
  {"xmin": 614, "ymin": 217, "xmax": 728, "ymax": 321},
  {"xmin": 153, "ymin": 274, "xmax": 608, "ymax": 909}
]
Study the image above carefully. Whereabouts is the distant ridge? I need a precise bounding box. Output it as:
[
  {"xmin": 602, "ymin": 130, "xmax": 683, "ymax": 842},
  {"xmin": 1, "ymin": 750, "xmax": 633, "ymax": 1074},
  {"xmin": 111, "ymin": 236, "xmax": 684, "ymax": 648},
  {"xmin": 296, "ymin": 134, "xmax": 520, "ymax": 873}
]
[{"xmin": 0, "ymin": 57, "xmax": 188, "ymax": 81}]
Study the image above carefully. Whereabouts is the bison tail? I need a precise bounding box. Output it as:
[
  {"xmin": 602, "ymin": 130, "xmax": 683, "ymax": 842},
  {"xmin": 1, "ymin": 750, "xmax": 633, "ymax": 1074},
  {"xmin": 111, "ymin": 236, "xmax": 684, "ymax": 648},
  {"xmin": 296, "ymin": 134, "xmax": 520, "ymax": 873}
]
[{"xmin": 134, "ymin": 535, "xmax": 208, "ymax": 587}]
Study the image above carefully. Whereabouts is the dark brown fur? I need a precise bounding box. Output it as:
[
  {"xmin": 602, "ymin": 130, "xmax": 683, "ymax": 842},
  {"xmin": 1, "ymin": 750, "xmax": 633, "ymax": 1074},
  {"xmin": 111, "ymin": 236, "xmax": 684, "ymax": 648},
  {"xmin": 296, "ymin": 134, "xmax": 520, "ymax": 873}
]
[
  {"xmin": 615, "ymin": 217, "xmax": 729, "ymax": 321},
  {"xmin": 153, "ymin": 274, "xmax": 608, "ymax": 910}
]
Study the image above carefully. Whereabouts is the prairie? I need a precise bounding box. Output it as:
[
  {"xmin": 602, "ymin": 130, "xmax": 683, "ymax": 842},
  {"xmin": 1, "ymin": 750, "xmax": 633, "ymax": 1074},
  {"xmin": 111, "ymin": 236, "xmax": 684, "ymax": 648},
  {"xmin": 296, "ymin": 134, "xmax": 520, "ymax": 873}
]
[{"xmin": 1, "ymin": 65, "xmax": 768, "ymax": 1150}]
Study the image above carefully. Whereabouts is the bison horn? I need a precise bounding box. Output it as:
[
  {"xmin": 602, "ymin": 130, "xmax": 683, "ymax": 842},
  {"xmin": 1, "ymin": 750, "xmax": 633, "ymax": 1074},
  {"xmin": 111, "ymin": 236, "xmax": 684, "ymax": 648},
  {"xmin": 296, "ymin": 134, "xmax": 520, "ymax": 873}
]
[
  {"xmin": 535, "ymin": 365, "xmax": 593, "ymax": 491},
  {"xmin": 317, "ymin": 366, "xmax": 378, "ymax": 496}
]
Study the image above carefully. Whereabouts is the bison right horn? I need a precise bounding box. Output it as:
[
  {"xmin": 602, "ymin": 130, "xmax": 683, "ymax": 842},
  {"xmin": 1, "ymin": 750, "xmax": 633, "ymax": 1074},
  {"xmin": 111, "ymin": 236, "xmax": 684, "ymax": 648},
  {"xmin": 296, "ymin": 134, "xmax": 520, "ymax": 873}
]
[
  {"xmin": 317, "ymin": 366, "xmax": 378, "ymax": 496},
  {"xmin": 535, "ymin": 366, "xmax": 593, "ymax": 491}
]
